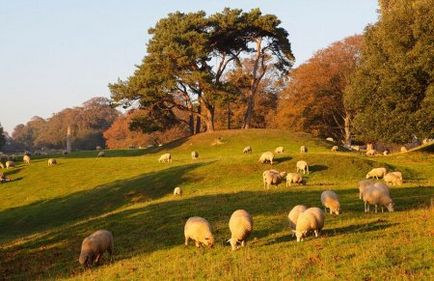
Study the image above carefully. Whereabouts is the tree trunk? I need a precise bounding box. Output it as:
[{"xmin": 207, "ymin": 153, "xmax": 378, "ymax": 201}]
[
  {"xmin": 227, "ymin": 102, "xmax": 231, "ymax": 129},
  {"xmin": 195, "ymin": 97, "xmax": 201, "ymax": 134},
  {"xmin": 203, "ymin": 104, "xmax": 215, "ymax": 132},
  {"xmin": 243, "ymin": 93, "xmax": 254, "ymax": 129},
  {"xmin": 189, "ymin": 113, "xmax": 195, "ymax": 135},
  {"xmin": 344, "ymin": 112, "xmax": 351, "ymax": 145}
]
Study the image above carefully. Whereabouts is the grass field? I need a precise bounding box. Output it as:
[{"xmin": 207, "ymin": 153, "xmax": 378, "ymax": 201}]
[{"xmin": 0, "ymin": 129, "xmax": 433, "ymax": 280}]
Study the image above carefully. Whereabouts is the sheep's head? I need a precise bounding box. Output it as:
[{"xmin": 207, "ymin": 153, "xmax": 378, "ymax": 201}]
[
  {"xmin": 295, "ymin": 231, "xmax": 305, "ymax": 242},
  {"xmin": 79, "ymin": 250, "xmax": 94, "ymax": 268},
  {"xmin": 203, "ymin": 235, "xmax": 214, "ymax": 248},
  {"xmin": 386, "ymin": 202, "xmax": 394, "ymax": 212},
  {"xmin": 279, "ymin": 171, "xmax": 287, "ymax": 178}
]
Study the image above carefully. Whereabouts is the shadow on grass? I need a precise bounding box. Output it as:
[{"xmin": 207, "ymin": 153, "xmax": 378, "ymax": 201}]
[
  {"xmin": 309, "ymin": 164, "xmax": 328, "ymax": 172},
  {"xmin": 3, "ymin": 168, "xmax": 22, "ymax": 176},
  {"xmin": 276, "ymin": 156, "xmax": 292, "ymax": 164}
]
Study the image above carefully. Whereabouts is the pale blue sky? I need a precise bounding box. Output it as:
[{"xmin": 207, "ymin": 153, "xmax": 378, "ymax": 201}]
[{"xmin": 0, "ymin": 0, "xmax": 379, "ymax": 133}]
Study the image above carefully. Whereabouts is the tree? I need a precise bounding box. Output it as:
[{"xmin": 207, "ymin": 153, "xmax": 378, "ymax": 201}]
[
  {"xmin": 0, "ymin": 123, "xmax": 5, "ymax": 150},
  {"xmin": 275, "ymin": 35, "xmax": 363, "ymax": 143},
  {"xmin": 346, "ymin": 0, "xmax": 434, "ymax": 143}
]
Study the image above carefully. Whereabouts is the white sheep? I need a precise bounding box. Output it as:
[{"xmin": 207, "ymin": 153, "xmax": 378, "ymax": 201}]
[
  {"xmin": 295, "ymin": 207, "xmax": 325, "ymax": 242},
  {"xmin": 97, "ymin": 151, "xmax": 105, "ymax": 157},
  {"xmin": 366, "ymin": 167, "xmax": 387, "ymax": 180},
  {"xmin": 357, "ymin": 179, "xmax": 375, "ymax": 199},
  {"xmin": 296, "ymin": 160, "xmax": 309, "ymax": 174},
  {"xmin": 173, "ymin": 187, "xmax": 182, "ymax": 196},
  {"xmin": 23, "ymin": 155, "xmax": 31, "ymax": 165},
  {"xmin": 79, "ymin": 229, "xmax": 114, "ymax": 268},
  {"xmin": 366, "ymin": 149, "xmax": 376, "ymax": 156},
  {"xmin": 331, "ymin": 146, "xmax": 338, "ymax": 152},
  {"xmin": 300, "ymin": 146, "xmax": 307, "ymax": 153},
  {"xmin": 384, "ymin": 172, "xmax": 402, "ymax": 186},
  {"xmin": 320, "ymin": 190, "xmax": 341, "ymax": 215},
  {"xmin": 263, "ymin": 170, "xmax": 287, "ymax": 190},
  {"xmin": 400, "ymin": 146, "xmax": 408, "ymax": 153},
  {"xmin": 243, "ymin": 146, "xmax": 252, "ymax": 154},
  {"xmin": 191, "ymin": 151, "xmax": 199, "ymax": 160},
  {"xmin": 158, "ymin": 153, "xmax": 172, "ymax": 163},
  {"xmin": 184, "ymin": 217, "xmax": 214, "ymax": 248},
  {"xmin": 48, "ymin": 158, "xmax": 57, "ymax": 166},
  {"xmin": 286, "ymin": 173, "xmax": 303, "ymax": 187},
  {"xmin": 287, "ymin": 205, "xmax": 307, "ymax": 232},
  {"xmin": 228, "ymin": 209, "xmax": 253, "ymax": 251},
  {"xmin": 361, "ymin": 185, "xmax": 394, "ymax": 213},
  {"xmin": 5, "ymin": 161, "xmax": 15, "ymax": 169},
  {"xmin": 274, "ymin": 146, "xmax": 284, "ymax": 154},
  {"xmin": 390, "ymin": 171, "xmax": 403, "ymax": 181},
  {"xmin": 258, "ymin": 151, "xmax": 274, "ymax": 164}
]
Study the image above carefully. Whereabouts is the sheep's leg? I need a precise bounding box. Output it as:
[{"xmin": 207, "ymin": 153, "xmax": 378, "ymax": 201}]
[
  {"xmin": 314, "ymin": 230, "xmax": 319, "ymax": 237},
  {"xmin": 381, "ymin": 206, "xmax": 384, "ymax": 213},
  {"xmin": 195, "ymin": 241, "xmax": 200, "ymax": 248},
  {"xmin": 375, "ymin": 205, "xmax": 378, "ymax": 213},
  {"xmin": 364, "ymin": 202, "xmax": 368, "ymax": 212},
  {"xmin": 184, "ymin": 236, "xmax": 189, "ymax": 246},
  {"xmin": 241, "ymin": 240, "xmax": 246, "ymax": 247},
  {"xmin": 95, "ymin": 254, "xmax": 102, "ymax": 264}
]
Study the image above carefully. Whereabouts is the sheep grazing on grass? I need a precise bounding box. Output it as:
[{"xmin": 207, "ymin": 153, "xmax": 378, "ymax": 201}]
[
  {"xmin": 48, "ymin": 158, "xmax": 57, "ymax": 166},
  {"xmin": 366, "ymin": 149, "xmax": 376, "ymax": 156},
  {"xmin": 97, "ymin": 151, "xmax": 105, "ymax": 158},
  {"xmin": 300, "ymin": 146, "xmax": 307, "ymax": 153},
  {"xmin": 326, "ymin": 137, "xmax": 334, "ymax": 142},
  {"xmin": 5, "ymin": 161, "xmax": 15, "ymax": 169},
  {"xmin": 228, "ymin": 209, "xmax": 253, "ymax": 251},
  {"xmin": 79, "ymin": 230, "xmax": 114, "ymax": 268},
  {"xmin": 258, "ymin": 151, "xmax": 274, "ymax": 164},
  {"xmin": 263, "ymin": 170, "xmax": 287, "ymax": 190},
  {"xmin": 243, "ymin": 146, "xmax": 252, "ymax": 154},
  {"xmin": 331, "ymin": 146, "xmax": 338, "ymax": 152},
  {"xmin": 400, "ymin": 146, "xmax": 408, "ymax": 153},
  {"xmin": 23, "ymin": 155, "xmax": 31, "ymax": 165},
  {"xmin": 384, "ymin": 172, "xmax": 402, "ymax": 186},
  {"xmin": 158, "ymin": 153, "xmax": 172, "ymax": 163},
  {"xmin": 184, "ymin": 217, "xmax": 214, "ymax": 248},
  {"xmin": 274, "ymin": 146, "xmax": 284, "ymax": 154},
  {"xmin": 296, "ymin": 160, "xmax": 309, "ymax": 174},
  {"xmin": 288, "ymin": 205, "xmax": 307, "ymax": 232},
  {"xmin": 366, "ymin": 167, "xmax": 387, "ymax": 180},
  {"xmin": 390, "ymin": 171, "xmax": 403, "ymax": 181},
  {"xmin": 173, "ymin": 187, "xmax": 182, "ymax": 196},
  {"xmin": 191, "ymin": 151, "xmax": 199, "ymax": 160},
  {"xmin": 295, "ymin": 207, "xmax": 325, "ymax": 242},
  {"xmin": 286, "ymin": 173, "xmax": 303, "ymax": 187},
  {"xmin": 321, "ymin": 190, "xmax": 341, "ymax": 215},
  {"xmin": 361, "ymin": 184, "xmax": 394, "ymax": 213},
  {"xmin": 357, "ymin": 179, "xmax": 375, "ymax": 199}
]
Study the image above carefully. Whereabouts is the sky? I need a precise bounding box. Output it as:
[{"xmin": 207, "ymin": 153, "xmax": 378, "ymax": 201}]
[{"xmin": 0, "ymin": 0, "xmax": 379, "ymax": 134}]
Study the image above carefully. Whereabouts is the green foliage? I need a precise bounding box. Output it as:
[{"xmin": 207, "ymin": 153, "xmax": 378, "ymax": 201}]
[{"xmin": 346, "ymin": 0, "xmax": 434, "ymax": 143}]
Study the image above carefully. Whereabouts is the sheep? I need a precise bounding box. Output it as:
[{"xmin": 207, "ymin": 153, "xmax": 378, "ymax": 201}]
[
  {"xmin": 0, "ymin": 172, "xmax": 11, "ymax": 183},
  {"xmin": 48, "ymin": 158, "xmax": 57, "ymax": 166},
  {"xmin": 361, "ymin": 185, "xmax": 394, "ymax": 213},
  {"xmin": 96, "ymin": 146, "xmax": 102, "ymax": 151},
  {"xmin": 184, "ymin": 217, "xmax": 214, "ymax": 248},
  {"xmin": 366, "ymin": 149, "xmax": 376, "ymax": 156},
  {"xmin": 390, "ymin": 171, "xmax": 403, "ymax": 181},
  {"xmin": 294, "ymin": 207, "xmax": 325, "ymax": 242},
  {"xmin": 287, "ymin": 205, "xmax": 307, "ymax": 232},
  {"xmin": 97, "ymin": 151, "xmax": 105, "ymax": 158},
  {"xmin": 23, "ymin": 155, "xmax": 31, "ymax": 165},
  {"xmin": 243, "ymin": 146, "xmax": 252, "ymax": 154},
  {"xmin": 331, "ymin": 146, "xmax": 338, "ymax": 152},
  {"xmin": 286, "ymin": 173, "xmax": 303, "ymax": 187},
  {"xmin": 300, "ymin": 146, "xmax": 307, "ymax": 153},
  {"xmin": 384, "ymin": 172, "xmax": 402, "ymax": 186},
  {"xmin": 357, "ymin": 179, "xmax": 375, "ymax": 199},
  {"xmin": 320, "ymin": 190, "xmax": 341, "ymax": 215},
  {"xmin": 79, "ymin": 229, "xmax": 114, "ymax": 268},
  {"xmin": 400, "ymin": 146, "xmax": 408, "ymax": 153},
  {"xmin": 274, "ymin": 146, "xmax": 284, "ymax": 154},
  {"xmin": 366, "ymin": 167, "xmax": 387, "ymax": 180},
  {"xmin": 326, "ymin": 137, "xmax": 334, "ymax": 142},
  {"xmin": 5, "ymin": 161, "xmax": 15, "ymax": 169},
  {"xmin": 296, "ymin": 160, "xmax": 309, "ymax": 174},
  {"xmin": 0, "ymin": 163, "xmax": 3, "ymax": 169},
  {"xmin": 258, "ymin": 151, "xmax": 274, "ymax": 164},
  {"xmin": 191, "ymin": 151, "xmax": 199, "ymax": 160},
  {"xmin": 158, "ymin": 153, "xmax": 172, "ymax": 163},
  {"xmin": 263, "ymin": 169, "xmax": 287, "ymax": 190},
  {"xmin": 173, "ymin": 187, "xmax": 182, "ymax": 196},
  {"xmin": 228, "ymin": 209, "xmax": 253, "ymax": 251},
  {"xmin": 383, "ymin": 149, "xmax": 390, "ymax": 156},
  {"xmin": 351, "ymin": 145, "xmax": 360, "ymax": 151}
]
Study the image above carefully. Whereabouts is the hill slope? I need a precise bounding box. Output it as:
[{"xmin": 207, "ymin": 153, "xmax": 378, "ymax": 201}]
[{"xmin": 0, "ymin": 129, "xmax": 433, "ymax": 280}]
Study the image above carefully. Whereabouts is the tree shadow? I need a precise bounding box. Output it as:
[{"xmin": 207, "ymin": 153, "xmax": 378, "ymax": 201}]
[{"xmin": 309, "ymin": 164, "xmax": 328, "ymax": 172}]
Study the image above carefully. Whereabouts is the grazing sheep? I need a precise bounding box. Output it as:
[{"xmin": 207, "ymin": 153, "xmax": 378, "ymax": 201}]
[
  {"xmin": 320, "ymin": 190, "xmax": 341, "ymax": 215},
  {"xmin": 48, "ymin": 158, "xmax": 57, "ymax": 166},
  {"xmin": 383, "ymin": 149, "xmax": 390, "ymax": 156},
  {"xmin": 300, "ymin": 146, "xmax": 307, "ymax": 153},
  {"xmin": 296, "ymin": 160, "xmax": 309, "ymax": 175},
  {"xmin": 173, "ymin": 187, "xmax": 182, "ymax": 196},
  {"xmin": 228, "ymin": 209, "xmax": 253, "ymax": 251},
  {"xmin": 258, "ymin": 151, "xmax": 274, "ymax": 164},
  {"xmin": 295, "ymin": 207, "xmax": 325, "ymax": 242},
  {"xmin": 184, "ymin": 217, "xmax": 214, "ymax": 248},
  {"xmin": 243, "ymin": 146, "xmax": 252, "ymax": 154},
  {"xmin": 357, "ymin": 179, "xmax": 375, "ymax": 199},
  {"xmin": 263, "ymin": 170, "xmax": 287, "ymax": 190},
  {"xmin": 158, "ymin": 153, "xmax": 172, "ymax": 163},
  {"xmin": 384, "ymin": 172, "xmax": 402, "ymax": 186},
  {"xmin": 390, "ymin": 171, "xmax": 403, "ymax": 181},
  {"xmin": 0, "ymin": 163, "xmax": 3, "ymax": 169},
  {"xmin": 400, "ymin": 146, "xmax": 408, "ymax": 153},
  {"xmin": 5, "ymin": 161, "xmax": 15, "ymax": 169},
  {"xmin": 286, "ymin": 173, "xmax": 303, "ymax": 187},
  {"xmin": 23, "ymin": 155, "xmax": 31, "ymax": 165},
  {"xmin": 288, "ymin": 205, "xmax": 307, "ymax": 232},
  {"xmin": 97, "ymin": 151, "xmax": 105, "ymax": 158},
  {"xmin": 366, "ymin": 167, "xmax": 387, "ymax": 180},
  {"xmin": 274, "ymin": 146, "xmax": 284, "ymax": 154},
  {"xmin": 361, "ymin": 185, "xmax": 394, "ymax": 213},
  {"xmin": 326, "ymin": 137, "xmax": 334, "ymax": 142},
  {"xmin": 351, "ymin": 145, "xmax": 360, "ymax": 151},
  {"xmin": 331, "ymin": 146, "xmax": 338, "ymax": 152},
  {"xmin": 366, "ymin": 149, "xmax": 376, "ymax": 156},
  {"xmin": 191, "ymin": 151, "xmax": 199, "ymax": 160},
  {"xmin": 0, "ymin": 172, "xmax": 11, "ymax": 183},
  {"xmin": 79, "ymin": 230, "xmax": 114, "ymax": 268}
]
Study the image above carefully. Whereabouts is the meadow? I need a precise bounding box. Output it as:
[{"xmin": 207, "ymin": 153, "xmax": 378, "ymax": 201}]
[{"xmin": 0, "ymin": 129, "xmax": 433, "ymax": 280}]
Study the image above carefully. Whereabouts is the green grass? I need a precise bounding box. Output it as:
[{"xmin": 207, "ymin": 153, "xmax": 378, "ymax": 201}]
[{"xmin": 0, "ymin": 129, "xmax": 433, "ymax": 280}]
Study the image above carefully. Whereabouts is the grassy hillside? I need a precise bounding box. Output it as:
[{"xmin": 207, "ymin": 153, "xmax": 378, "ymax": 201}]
[{"xmin": 0, "ymin": 129, "xmax": 433, "ymax": 280}]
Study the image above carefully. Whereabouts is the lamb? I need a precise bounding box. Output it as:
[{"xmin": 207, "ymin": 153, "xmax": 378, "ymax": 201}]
[
  {"xmin": 287, "ymin": 205, "xmax": 307, "ymax": 232},
  {"xmin": 191, "ymin": 151, "xmax": 199, "ymax": 160},
  {"xmin": 296, "ymin": 160, "xmax": 309, "ymax": 174},
  {"xmin": 23, "ymin": 155, "xmax": 31, "ymax": 165},
  {"xmin": 320, "ymin": 190, "xmax": 341, "ymax": 215},
  {"xmin": 258, "ymin": 151, "xmax": 274, "ymax": 164},
  {"xmin": 300, "ymin": 146, "xmax": 307, "ymax": 153},
  {"xmin": 48, "ymin": 158, "xmax": 57, "ymax": 166},
  {"xmin": 274, "ymin": 146, "xmax": 284, "ymax": 154},
  {"xmin": 79, "ymin": 229, "xmax": 114, "ymax": 268},
  {"xmin": 243, "ymin": 146, "xmax": 252, "ymax": 154},
  {"xmin": 228, "ymin": 209, "xmax": 253, "ymax": 251},
  {"xmin": 294, "ymin": 207, "xmax": 325, "ymax": 242},
  {"xmin": 5, "ymin": 161, "xmax": 15, "ymax": 169},
  {"xmin": 263, "ymin": 170, "xmax": 287, "ymax": 190},
  {"xmin": 97, "ymin": 151, "xmax": 105, "ymax": 157},
  {"xmin": 331, "ymin": 146, "xmax": 338, "ymax": 152},
  {"xmin": 184, "ymin": 217, "xmax": 214, "ymax": 248},
  {"xmin": 400, "ymin": 146, "xmax": 408, "ymax": 153},
  {"xmin": 361, "ymin": 185, "xmax": 394, "ymax": 213},
  {"xmin": 384, "ymin": 172, "xmax": 402, "ymax": 186},
  {"xmin": 158, "ymin": 153, "xmax": 172, "ymax": 163},
  {"xmin": 173, "ymin": 187, "xmax": 182, "ymax": 196},
  {"xmin": 366, "ymin": 167, "xmax": 387, "ymax": 179},
  {"xmin": 286, "ymin": 173, "xmax": 303, "ymax": 187},
  {"xmin": 366, "ymin": 149, "xmax": 376, "ymax": 156}
]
